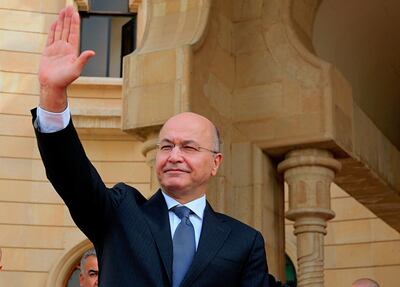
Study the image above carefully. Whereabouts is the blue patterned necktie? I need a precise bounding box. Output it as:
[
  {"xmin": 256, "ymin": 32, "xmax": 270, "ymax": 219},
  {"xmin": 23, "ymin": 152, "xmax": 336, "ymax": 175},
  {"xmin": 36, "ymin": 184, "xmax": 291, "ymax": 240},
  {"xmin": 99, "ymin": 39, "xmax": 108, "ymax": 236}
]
[{"xmin": 171, "ymin": 206, "xmax": 196, "ymax": 287}]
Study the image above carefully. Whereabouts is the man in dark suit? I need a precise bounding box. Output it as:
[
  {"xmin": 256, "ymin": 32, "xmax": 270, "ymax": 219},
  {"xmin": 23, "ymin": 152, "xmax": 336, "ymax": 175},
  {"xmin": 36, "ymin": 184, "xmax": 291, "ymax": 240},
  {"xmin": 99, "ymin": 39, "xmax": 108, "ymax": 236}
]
[{"xmin": 33, "ymin": 6, "xmax": 269, "ymax": 286}]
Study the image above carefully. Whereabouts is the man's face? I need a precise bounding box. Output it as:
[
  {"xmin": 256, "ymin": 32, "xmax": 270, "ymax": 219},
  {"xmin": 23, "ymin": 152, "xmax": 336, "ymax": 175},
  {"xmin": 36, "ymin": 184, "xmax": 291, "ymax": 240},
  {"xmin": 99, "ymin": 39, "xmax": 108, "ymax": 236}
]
[
  {"xmin": 155, "ymin": 113, "xmax": 222, "ymax": 202},
  {"xmin": 79, "ymin": 256, "xmax": 98, "ymax": 287}
]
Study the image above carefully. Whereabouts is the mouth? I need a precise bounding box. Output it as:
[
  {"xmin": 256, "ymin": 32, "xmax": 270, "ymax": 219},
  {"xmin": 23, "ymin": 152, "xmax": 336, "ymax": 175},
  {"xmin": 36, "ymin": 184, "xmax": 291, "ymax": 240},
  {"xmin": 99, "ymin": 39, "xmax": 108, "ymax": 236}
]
[{"xmin": 163, "ymin": 168, "xmax": 190, "ymax": 173}]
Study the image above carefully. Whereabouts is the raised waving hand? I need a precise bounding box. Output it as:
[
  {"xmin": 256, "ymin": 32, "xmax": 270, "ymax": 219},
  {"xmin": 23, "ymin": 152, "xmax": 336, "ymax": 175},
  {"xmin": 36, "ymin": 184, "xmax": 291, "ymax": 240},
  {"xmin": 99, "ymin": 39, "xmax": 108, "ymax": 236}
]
[{"xmin": 38, "ymin": 6, "xmax": 95, "ymax": 112}]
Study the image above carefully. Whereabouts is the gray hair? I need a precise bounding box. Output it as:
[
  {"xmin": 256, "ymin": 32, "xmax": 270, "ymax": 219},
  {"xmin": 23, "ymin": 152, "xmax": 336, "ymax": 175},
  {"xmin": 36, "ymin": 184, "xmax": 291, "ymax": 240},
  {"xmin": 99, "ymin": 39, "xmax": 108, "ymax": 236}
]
[
  {"xmin": 80, "ymin": 248, "xmax": 97, "ymax": 274},
  {"xmin": 352, "ymin": 278, "xmax": 380, "ymax": 287},
  {"xmin": 213, "ymin": 124, "xmax": 221, "ymax": 153}
]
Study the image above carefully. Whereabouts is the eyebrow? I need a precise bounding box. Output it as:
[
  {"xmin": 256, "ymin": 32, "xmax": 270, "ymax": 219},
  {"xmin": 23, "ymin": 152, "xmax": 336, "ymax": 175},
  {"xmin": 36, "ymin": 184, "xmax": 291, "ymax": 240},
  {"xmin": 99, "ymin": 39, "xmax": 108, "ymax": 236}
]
[{"xmin": 159, "ymin": 139, "xmax": 199, "ymax": 145}]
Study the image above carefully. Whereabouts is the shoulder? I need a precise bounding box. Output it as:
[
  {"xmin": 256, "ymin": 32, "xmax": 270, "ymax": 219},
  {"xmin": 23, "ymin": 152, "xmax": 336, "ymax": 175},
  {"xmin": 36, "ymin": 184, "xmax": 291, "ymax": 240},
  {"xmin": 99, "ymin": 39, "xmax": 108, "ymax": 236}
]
[
  {"xmin": 210, "ymin": 211, "xmax": 267, "ymax": 265},
  {"xmin": 213, "ymin": 211, "xmax": 264, "ymax": 240},
  {"xmin": 110, "ymin": 182, "xmax": 147, "ymax": 207}
]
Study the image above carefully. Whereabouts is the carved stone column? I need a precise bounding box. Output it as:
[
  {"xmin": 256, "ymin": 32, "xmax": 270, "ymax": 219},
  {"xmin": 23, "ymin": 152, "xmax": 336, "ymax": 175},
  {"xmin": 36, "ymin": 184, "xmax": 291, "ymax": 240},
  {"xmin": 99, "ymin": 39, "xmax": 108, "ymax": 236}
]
[
  {"xmin": 278, "ymin": 149, "xmax": 341, "ymax": 287},
  {"xmin": 141, "ymin": 131, "xmax": 160, "ymax": 194}
]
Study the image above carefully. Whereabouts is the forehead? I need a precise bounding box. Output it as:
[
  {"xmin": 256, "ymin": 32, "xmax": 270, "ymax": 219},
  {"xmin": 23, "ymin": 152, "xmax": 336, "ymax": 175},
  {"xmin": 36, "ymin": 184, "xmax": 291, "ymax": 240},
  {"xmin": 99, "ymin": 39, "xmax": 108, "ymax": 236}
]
[
  {"xmin": 84, "ymin": 256, "xmax": 98, "ymax": 269},
  {"xmin": 159, "ymin": 114, "xmax": 214, "ymax": 143}
]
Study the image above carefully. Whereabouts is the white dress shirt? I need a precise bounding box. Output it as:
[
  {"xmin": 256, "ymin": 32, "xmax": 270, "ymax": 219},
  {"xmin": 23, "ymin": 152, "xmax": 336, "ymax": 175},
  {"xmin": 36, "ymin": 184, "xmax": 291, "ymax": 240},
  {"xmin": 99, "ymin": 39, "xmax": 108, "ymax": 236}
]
[{"xmin": 36, "ymin": 105, "xmax": 71, "ymax": 132}]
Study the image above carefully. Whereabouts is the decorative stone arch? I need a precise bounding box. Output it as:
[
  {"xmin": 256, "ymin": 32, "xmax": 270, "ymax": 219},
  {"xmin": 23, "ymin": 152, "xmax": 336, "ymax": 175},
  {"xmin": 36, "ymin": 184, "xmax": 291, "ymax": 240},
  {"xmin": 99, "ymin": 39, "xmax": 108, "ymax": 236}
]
[
  {"xmin": 46, "ymin": 239, "xmax": 93, "ymax": 287},
  {"xmin": 263, "ymin": 0, "xmax": 331, "ymax": 89}
]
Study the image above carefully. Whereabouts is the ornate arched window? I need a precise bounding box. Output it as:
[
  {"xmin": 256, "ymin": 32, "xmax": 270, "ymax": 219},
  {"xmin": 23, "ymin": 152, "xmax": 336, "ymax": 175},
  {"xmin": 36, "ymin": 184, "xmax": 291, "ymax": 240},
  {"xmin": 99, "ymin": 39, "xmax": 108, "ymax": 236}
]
[
  {"xmin": 64, "ymin": 258, "xmax": 81, "ymax": 287},
  {"xmin": 46, "ymin": 239, "xmax": 93, "ymax": 287}
]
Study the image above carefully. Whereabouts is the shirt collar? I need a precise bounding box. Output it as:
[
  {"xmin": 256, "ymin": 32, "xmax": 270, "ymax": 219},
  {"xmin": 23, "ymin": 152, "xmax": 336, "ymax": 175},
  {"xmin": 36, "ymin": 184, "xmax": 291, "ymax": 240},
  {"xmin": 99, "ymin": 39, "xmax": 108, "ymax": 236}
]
[{"xmin": 161, "ymin": 191, "xmax": 206, "ymax": 220}]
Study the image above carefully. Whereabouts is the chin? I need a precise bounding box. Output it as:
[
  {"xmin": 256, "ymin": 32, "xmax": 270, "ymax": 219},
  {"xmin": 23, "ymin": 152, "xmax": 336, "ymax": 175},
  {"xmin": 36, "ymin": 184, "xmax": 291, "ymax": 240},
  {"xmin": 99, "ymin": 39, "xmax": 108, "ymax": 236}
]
[
  {"xmin": 161, "ymin": 180, "xmax": 188, "ymax": 193},
  {"xmin": 163, "ymin": 183, "xmax": 186, "ymax": 192}
]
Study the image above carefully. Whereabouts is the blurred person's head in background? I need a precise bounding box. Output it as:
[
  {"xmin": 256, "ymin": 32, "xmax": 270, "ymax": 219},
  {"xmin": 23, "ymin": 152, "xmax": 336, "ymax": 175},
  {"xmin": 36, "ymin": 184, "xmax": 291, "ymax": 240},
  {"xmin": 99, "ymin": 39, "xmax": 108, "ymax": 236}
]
[
  {"xmin": 79, "ymin": 248, "xmax": 98, "ymax": 287},
  {"xmin": 352, "ymin": 278, "xmax": 380, "ymax": 287}
]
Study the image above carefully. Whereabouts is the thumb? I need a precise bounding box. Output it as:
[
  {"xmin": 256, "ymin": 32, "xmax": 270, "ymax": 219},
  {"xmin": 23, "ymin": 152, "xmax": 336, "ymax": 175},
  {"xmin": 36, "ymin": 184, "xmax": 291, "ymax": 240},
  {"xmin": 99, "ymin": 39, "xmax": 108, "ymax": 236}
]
[{"xmin": 75, "ymin": 50, "xmax": 95, "ymax": 72}]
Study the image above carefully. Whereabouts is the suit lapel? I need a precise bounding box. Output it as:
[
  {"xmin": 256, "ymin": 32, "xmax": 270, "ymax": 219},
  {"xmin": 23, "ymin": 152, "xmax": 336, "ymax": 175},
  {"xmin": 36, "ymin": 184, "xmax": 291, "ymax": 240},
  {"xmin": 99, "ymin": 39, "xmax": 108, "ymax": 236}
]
[
  {"xmin": 141, "ymin": 190, "xmax": 173, "ymax": 284},
  {"xmin": 180, "ymin": 203, "xmax": 231, "ymax": 287}
]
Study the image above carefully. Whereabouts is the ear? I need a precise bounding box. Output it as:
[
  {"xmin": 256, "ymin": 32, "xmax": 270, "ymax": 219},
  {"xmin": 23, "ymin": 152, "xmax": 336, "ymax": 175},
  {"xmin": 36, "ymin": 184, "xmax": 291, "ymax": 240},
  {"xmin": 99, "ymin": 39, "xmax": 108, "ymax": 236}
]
[
  {"xmin": 79, "ymin": 273, "xmax": 84, "ymax": 286},
  {"xmin": 211, "ymin": 153, "xmax": 223, "ymax": 176}
]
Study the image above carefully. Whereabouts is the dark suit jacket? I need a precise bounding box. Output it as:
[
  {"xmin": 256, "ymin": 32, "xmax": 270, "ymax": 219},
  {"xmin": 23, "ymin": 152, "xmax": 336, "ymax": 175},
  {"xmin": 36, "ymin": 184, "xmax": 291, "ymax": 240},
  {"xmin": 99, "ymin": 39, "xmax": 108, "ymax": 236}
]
[{"xmin": 32, "ymin": 109, "xmax": 269, "ymax": 286}]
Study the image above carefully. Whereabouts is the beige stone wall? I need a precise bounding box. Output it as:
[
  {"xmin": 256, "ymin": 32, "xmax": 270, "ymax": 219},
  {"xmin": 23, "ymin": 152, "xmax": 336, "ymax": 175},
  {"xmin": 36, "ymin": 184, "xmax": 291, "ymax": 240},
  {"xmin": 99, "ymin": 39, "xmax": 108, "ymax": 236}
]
[
  {"xmin": 0, "ymin": 1, "xmax": 150, "ymax": 285},
  {"xmin": 286, "ymin": 183, "xmax": 400, "ymax": 286},
  {"xmin": 189, "ymin": 1, "xmax": 287, "ymax": 278},
  {"xmin": 0, "ymin": 1, "xmax": 60, "ymax": 284}
]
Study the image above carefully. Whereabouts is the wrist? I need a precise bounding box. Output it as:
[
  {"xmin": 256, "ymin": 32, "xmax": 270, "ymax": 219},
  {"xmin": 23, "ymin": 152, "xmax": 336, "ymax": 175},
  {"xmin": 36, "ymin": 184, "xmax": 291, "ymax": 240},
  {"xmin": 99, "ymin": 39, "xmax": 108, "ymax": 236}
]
[{"xmin": 39, "ymin": 85, "xmax": 68, "ymax": 112}]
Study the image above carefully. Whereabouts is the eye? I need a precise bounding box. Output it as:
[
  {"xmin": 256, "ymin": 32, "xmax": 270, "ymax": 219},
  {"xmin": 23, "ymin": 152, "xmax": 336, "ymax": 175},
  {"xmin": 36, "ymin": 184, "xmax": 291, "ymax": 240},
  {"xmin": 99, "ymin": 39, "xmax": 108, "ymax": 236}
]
[
  {"xmin": 159, "ymin": 144, "xmax": 174, "ymax": 151},
  {"xmin": 181, "ymin": 144, "xmax": 199, "ymax": 153},
  {"xmin": 88, "ymin": 271, "xmax": 98, "ymax": 278}
]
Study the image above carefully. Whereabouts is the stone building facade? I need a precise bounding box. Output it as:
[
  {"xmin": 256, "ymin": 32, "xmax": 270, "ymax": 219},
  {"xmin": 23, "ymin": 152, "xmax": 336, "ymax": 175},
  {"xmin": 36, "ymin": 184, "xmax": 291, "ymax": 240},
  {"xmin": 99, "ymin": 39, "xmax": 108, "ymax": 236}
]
[{"xmin": 0, "ymin": 0, "xmax": 399, "ymax": 286}]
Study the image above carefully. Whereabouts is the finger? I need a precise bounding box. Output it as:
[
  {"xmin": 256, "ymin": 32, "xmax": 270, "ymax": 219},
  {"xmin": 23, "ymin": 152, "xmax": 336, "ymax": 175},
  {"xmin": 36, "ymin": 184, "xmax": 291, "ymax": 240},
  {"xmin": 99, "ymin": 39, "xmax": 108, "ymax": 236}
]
[
  {"xmin": 68, "ymin": 11, "xmax": 81, "ymax": 54},
  {"xmin": 61, "ymin": 6, "xmax": 74, "ymax": 41},
  {"xmin": 74, "ymin": 50, "xmax": 96, "ymax": 72},
  {"xmin": 46, "ymin": 21, "xmax": 57, "ymax": 46},
  {"xmin": 54, "ymin": 8, "xmax": 66, "ymax": 41}
]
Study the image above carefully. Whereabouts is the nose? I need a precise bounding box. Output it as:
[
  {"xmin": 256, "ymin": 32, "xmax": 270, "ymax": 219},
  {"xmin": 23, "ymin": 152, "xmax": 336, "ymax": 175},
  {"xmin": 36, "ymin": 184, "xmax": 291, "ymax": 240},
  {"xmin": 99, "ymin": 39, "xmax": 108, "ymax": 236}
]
[{"xmin": 167, "ymin": 145, "xmax": 184, "ymax": 162}]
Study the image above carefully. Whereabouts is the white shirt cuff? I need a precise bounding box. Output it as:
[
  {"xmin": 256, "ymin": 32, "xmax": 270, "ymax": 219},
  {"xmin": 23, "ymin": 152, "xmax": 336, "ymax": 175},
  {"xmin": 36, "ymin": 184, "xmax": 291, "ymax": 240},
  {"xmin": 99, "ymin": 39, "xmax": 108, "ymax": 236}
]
[{"xmin": 37, "ymin": 104, "xmax": 71, "ymax": 133}]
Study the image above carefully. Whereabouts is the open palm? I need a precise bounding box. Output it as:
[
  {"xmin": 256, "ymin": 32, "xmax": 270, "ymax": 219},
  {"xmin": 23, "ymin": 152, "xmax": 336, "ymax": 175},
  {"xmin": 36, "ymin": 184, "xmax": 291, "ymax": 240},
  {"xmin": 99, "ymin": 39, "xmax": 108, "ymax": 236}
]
[
  {"xmin": 39, "ymin": 39, "xmax": 82, "ymax": 88},
  {"xmin": 38, "ymin": 6, "xmax": 94, "ymax": 111}
]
